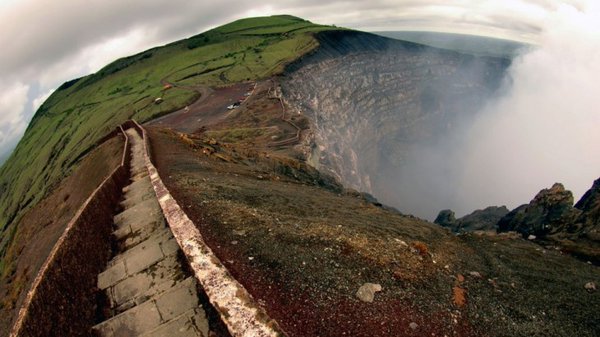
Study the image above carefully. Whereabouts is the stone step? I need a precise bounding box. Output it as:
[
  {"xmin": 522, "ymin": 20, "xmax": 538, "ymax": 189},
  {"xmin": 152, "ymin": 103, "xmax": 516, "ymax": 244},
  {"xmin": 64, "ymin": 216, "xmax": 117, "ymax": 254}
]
[
  {"xmin": 98, "ymin": 230, "xmax": 178, "ymax": 290},
  {"xmin": 131, "ymin": 169, "xmax": 149, "ymax": 182},
  {"xmin": 114, "ymin": 198, "xmax": 162, "ymax": 228},
  {"xmin": 122, "ymin": 176, "xmax": 153, "ymax": 194},
  {"xmin": 121, "ymin": 184, "xmax": 155, "ymax": 209},
  {"xmin": 113, "ymin": 217, "xmax": 166, "ymax": 252},
  {"xmin": 93, "ymin": 277, "xmax": 201, "ymax": 337},
  {"xmin": 107, "ymin": 254, "xmax": 185, "ymax": 312},
  {"xmin": 108, "ymin": 229, "xmax": 177, "ymax": 268},
  {"xmin": 113, "ymin": 210, "xmax": 165, "ymax": 243},
  {"xmin": 131, "ymin": 169, "xmax": 148, "ymax": 178},
  {"xmin": 139, "ymin": 308, "xmax": 208, "ymax": 337}
]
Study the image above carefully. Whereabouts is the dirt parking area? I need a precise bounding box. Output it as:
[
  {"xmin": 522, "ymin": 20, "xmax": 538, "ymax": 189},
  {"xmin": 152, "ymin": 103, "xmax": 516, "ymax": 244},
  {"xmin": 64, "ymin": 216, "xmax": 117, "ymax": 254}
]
[{"xmin": 146, "ymin": 83, "xmax": 253, "ymax": 133}]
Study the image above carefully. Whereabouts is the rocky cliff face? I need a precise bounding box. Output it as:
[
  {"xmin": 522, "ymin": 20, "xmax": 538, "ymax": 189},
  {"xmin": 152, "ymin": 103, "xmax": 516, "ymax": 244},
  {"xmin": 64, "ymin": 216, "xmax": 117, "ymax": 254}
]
[
  {"xmin": 445, "ymin": 180, "xmax": 600, "ymax": 264},
  {"xmin": 574, "ymin": 178, "xmax": 600, "ymax": 242},
  {"xmin": 498, "ymin": 182, "xmax": 595, "ymax": 237},
  {"xmin": 497, "ymin": 183, "xmax": 581, "ymax": 236},
  {"xmin": 282, "ymin": 31, "xmax": 509, "ymax": 217}
]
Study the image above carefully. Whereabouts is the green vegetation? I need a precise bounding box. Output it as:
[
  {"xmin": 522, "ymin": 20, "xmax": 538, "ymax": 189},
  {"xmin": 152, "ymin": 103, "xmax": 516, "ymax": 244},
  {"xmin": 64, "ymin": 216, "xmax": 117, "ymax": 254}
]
[{"xmin": 0, "ymin": 15, "xmax": 341, "ymax": 271}]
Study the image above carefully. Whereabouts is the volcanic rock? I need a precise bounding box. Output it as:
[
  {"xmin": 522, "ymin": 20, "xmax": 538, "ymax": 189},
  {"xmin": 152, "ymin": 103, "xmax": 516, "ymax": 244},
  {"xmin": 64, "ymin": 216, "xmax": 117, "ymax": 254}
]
[
  {"xmin": 435, "ymin": 206, "xmax": 509, "ymax": 233},
  {"xmin": 497, "ymin": 183, "xmax": 581, "ymax": 237},
  {"xmin": 584, "ymin": 282, "xmax": 596, "ymax": 292},
  {"xmin": 457, "ymin": 206, "xmax": 509, "ymax": 231},
  {"xmin": 356, "ymin": 283, "xmax": 382, "ymax": 303},
  {"xmin": 282, "ymin": 32, "xmax": 509, "ymax": 215},
  {"xmin": 473, "ymin": 178, "xmax": 600, "ymax": 264},
  {"xmin": 574, "ymin": 178, "xmax": 600, "ymax": 241},
  {"xmin": 434, "ymin": 209, "xmax": 457, "ymax": 229}
]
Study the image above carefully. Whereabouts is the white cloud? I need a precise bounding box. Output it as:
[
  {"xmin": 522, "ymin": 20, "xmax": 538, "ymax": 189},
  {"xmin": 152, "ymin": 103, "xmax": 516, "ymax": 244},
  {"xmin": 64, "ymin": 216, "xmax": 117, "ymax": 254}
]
[
  {"xmin": 36, "ymin": 26, "xmax": 165, "ymax": 89},
  {"xmin": 0, "ymin": 82, "xmax": 29, "ymax": 147},
  {"xmin": 32, "ymin": 89, "xmax": 52, "ymax": 112},
  {"xmin": 0, "ymin": 83, "xmax": 28, "ymax": 127}
]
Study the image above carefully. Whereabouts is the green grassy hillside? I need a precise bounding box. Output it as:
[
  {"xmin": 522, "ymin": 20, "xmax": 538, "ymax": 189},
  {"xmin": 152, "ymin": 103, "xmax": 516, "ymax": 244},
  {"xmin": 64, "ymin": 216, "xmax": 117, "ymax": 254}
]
[{"xmin": 0, "ymin": 15, "xmax": 340, "ymax": 274}]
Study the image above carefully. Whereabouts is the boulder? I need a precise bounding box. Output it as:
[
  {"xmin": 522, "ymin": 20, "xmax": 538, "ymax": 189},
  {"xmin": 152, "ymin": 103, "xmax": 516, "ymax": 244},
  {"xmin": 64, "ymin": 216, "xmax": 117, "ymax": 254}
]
[
  {"xmin": 434, "ymin": 209, "xmax": 457, "ymax": 230},
  {"xmin": 497, "ymin": 183, "xmax": 581, "ymax": 237},
  {"xmin": 574, "ymin": 178, "xmax": 600, "ymax": 239},
  {"xmin": 457, "ymin": 206, "xmax": 509, "ymax": 232},
  {"xmin": 434, "ymin": 206, "xmax": 508, "ymax": 233},
  {"xmin": 356, "ymin": 283, "xmax": 382, "ymax": 303}
]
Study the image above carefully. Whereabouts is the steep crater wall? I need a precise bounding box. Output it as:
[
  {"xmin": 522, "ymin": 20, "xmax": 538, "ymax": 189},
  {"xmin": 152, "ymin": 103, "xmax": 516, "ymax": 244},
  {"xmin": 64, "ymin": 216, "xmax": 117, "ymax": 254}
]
[{"xmin": 282, "ymin": 31, "xmax": 510, "ymax": 218}]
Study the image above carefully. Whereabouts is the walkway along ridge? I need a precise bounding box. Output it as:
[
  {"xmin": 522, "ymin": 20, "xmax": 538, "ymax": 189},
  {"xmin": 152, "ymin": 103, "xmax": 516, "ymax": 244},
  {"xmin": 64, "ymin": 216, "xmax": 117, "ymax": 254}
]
[
  {"xmin": 91, "ymin": 128, "xmax": 210, "ymax": 336},
  {"xmin": 131, "ymin": 120, "xmax": 285, "ymax": 337}
]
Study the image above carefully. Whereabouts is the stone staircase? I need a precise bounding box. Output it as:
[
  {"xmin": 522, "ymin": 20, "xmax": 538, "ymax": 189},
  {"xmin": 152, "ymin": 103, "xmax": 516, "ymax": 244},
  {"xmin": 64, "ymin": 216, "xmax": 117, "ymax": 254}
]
[{"xmin": 93, "ymin": 129, "xmax": 209, "ymax": 337}]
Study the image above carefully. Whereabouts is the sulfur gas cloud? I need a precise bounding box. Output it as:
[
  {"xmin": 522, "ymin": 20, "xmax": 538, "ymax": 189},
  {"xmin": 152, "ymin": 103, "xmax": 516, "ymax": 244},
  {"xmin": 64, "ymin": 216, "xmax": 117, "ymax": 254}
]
[
  {"xmin": 391, "ymin": 2, "xmax": 600, "ymax": 219},
  {"xmin": 454, "ymin": 2, "xmax": 600, "ymax": 215}
]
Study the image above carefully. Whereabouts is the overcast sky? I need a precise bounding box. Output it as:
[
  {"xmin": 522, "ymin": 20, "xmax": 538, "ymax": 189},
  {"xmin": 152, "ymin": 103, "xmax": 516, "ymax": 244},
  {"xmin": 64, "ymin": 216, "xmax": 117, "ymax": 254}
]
[{"xmin": 0, "ymin": 0, "xmax": 587, "ymax": 163}]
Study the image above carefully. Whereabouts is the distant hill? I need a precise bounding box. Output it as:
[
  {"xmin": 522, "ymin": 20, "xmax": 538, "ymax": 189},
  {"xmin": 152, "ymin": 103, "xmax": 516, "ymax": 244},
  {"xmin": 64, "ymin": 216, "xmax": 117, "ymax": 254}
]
[{"xmin": 373, "ymin": 31, "xmax": 529, "ymax": 58}]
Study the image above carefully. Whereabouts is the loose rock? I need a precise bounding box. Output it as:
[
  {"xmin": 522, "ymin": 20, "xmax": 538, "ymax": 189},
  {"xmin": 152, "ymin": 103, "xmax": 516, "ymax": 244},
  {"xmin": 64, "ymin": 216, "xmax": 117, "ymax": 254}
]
[
  {"xmin": 409, "ymin": 322, "xmax": 418, "ymax": 330},
  {"xmin": 356, "ymin": 283, "xmax": 382, "ymax": 302},
  {"xmin": 233, "ymin": 229, "xmax": 247, "ymax": 236},
  {"xmin": 453, "ymin": 286, "xmax": 467, "ymax": 307},
  {"xmin": 584, "ymin": 281, "xmax": 596, "ymax": 292}
]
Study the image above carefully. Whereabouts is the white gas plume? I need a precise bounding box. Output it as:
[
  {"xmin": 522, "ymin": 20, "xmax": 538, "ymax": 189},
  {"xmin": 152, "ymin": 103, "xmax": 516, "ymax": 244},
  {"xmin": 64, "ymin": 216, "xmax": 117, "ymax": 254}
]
[{"xmin": 454, "ymin": 2, "xmax": 600, "ymax": 215}]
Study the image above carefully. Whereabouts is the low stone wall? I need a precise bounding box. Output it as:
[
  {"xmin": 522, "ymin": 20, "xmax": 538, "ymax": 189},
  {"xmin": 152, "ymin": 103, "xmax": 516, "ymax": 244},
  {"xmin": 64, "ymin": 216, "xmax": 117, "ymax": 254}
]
[{"xmin": 9, "ymin": 128, "xmax": 131, "ymax": 337}]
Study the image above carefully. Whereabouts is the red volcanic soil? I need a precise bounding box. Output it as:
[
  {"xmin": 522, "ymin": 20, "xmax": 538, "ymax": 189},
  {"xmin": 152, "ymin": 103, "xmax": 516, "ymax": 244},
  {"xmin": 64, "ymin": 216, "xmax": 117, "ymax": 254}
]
[{"xmin": 146, "ymin": 125, "xmax": 483, "ymax": 337}]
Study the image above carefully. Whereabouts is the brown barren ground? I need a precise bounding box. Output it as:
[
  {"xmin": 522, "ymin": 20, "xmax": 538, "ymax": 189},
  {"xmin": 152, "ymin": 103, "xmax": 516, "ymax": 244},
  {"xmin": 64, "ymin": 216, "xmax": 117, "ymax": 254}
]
[
  {"xmin": 146, "ymin": 80, "xmax": 600, "ymax": 337},
  {"xmin": 147, "ymin": 83, "xmax": 251, "ymax": 133}
]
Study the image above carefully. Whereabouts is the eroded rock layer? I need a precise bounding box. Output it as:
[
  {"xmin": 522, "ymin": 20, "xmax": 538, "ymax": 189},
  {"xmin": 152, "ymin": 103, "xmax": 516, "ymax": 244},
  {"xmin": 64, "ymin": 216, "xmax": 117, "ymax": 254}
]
[{"xmin": 283, "ymin": 31, "xmax": 509, "ymax": 216}]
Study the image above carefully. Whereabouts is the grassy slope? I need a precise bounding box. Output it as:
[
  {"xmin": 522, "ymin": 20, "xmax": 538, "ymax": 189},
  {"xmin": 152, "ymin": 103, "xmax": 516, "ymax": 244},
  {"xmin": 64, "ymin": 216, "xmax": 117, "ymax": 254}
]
[{"xmin": 0, "ymin": 15, "xmax": 340, "ymax": 277}]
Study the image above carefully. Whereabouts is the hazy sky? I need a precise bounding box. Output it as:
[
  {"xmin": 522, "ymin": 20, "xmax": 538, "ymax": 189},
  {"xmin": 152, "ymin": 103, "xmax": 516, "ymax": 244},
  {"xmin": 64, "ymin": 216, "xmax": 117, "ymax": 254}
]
[{"xmin": 0, "ymin": 0, "xmax": 582, "ymax": 162}]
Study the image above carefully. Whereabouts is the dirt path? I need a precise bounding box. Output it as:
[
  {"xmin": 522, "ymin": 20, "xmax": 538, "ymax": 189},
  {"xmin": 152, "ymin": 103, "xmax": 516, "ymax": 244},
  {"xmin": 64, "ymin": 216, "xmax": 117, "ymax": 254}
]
[
  {"xmin": 92, "ymin": 129, "xmax": 211, "ymax": 337},
  {"xmin": 266, "ymin": 80, "xmax": 302, "ymax": 147}
]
